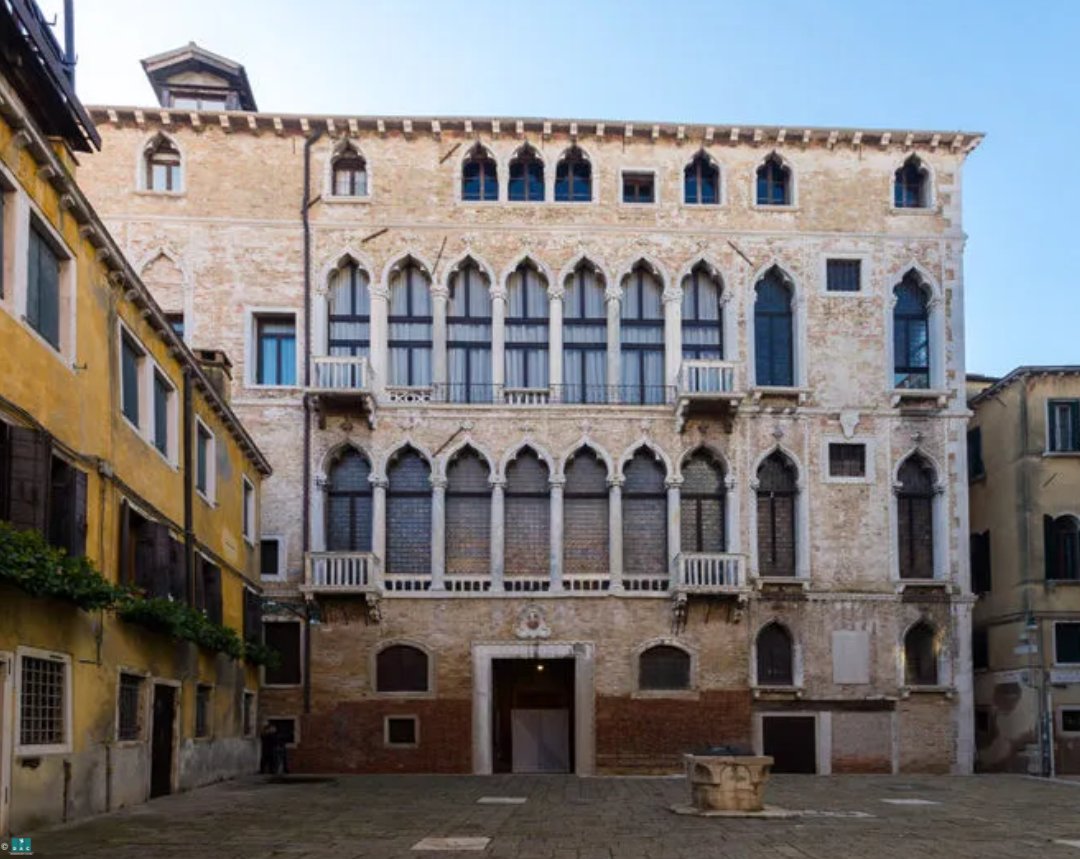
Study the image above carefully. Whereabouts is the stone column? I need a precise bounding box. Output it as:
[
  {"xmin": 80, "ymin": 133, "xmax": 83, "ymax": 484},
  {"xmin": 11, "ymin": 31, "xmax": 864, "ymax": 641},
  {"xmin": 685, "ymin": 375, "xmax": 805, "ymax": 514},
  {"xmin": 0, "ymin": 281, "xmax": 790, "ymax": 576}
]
[
  {"xmin": 549, "ymin": 289, "xmax": 564, "ymax": 401},
  {"xmin": 667, "ymin": 477, "xmax": 682, "ymax": 582},
  {"xmin": 663, "ymin": 287, "xmax": 683, "ymax": 390},
  {"xmin": 490, "ymin": 476, "xmax": 506, "ymax": 591},
  {"xmin": 491, "ymin": 286, "xmax": 506, "ymax": 400},
  {"xmin": 432, "ymin": 286, "xmax": 449, "ymax": 394},
  {"xmin": 370, "ymin": 476, "xmax": 388, "ymax": 587},
  {"xmin": 606, "ymin": 289, "xmax": 621, "ymax": 401},
  {"xmin": 311, "ymin": 477, "xmax": 327, "ymax": 553},
  {"xmin": 431, "ymin": 474, "xmax": 447, "ymax": 589},
  {"xmin": 608, "ymin": 476, "xmax": 624, "ymax": 591},
  {"xmin": 369, "ymin": 284, "xmax": 389, "ymax": 395},
  {"xmin": 549, "ymin": 475, "xmax": 565, "ymax": 591}
]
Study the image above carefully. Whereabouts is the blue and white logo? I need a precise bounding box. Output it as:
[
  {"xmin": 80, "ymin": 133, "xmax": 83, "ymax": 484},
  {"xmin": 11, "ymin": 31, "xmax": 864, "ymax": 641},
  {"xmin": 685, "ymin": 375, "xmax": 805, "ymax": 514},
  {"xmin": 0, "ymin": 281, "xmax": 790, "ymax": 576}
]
[{"xmin": 10, "ymin": 837, "xmax": 32, "ymax": 855}]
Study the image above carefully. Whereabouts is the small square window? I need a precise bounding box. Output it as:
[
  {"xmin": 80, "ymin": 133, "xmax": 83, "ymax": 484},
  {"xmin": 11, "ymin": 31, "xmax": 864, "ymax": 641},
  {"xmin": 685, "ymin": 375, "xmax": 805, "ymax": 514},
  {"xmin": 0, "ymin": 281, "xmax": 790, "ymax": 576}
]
[
  {"xmin": 826, "ymin": 259, "xmax": 861, "ymax": 292},
  {"xmin": 195, "ymin": 684, "xmax": 212, "ymax": 738},
  {"xmin": 385, "ymin": 715, "xmax": 418, "ymax": 747},
  {"xmin": 1056, "ymin": 622, "xmax": 1080, "ymax": 665},
  {"xmin": 117, "ymin": 673, "xmax": 144, "ymax": 741},
  {"xmin": 622, "ymin": 172, "xmax": 655, "ymax": 204},
  {"xmin": 1063, "ymin": 709, "xmax": 1080, "ymax": 733},
  {"xmin": 828, "ymin": 443, "xmax": 866, "ymax": 478},
  {"xmin": 260, "ymin": 538, "xmax": 282, "ymax": 578}
]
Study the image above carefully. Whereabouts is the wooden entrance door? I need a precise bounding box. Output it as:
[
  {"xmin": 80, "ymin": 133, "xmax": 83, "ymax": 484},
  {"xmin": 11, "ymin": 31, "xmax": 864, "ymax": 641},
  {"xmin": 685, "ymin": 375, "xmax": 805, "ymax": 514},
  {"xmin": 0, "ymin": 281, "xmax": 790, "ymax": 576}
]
[
  {"xmin": 150, "ymin": 684, "xmax": 176, "ymax": 798},
  {"xmin": 762, "ymin": 715, "xmax": 817, "ymax": 773}
]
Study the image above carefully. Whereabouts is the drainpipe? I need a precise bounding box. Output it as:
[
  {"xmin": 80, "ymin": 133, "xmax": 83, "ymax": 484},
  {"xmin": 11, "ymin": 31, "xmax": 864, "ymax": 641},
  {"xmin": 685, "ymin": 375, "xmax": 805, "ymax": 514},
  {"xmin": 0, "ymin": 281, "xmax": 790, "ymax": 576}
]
[
  {"xmin": 62, "ymin": 0, "xmax": 76, "ymax": 84},
  {"xmin": 183, "ymin": 371, "xmax": 195, "ymax": 604},
  {"xmin": 301, "ymin": 129, "xmax": 323, "ymax": 715}
]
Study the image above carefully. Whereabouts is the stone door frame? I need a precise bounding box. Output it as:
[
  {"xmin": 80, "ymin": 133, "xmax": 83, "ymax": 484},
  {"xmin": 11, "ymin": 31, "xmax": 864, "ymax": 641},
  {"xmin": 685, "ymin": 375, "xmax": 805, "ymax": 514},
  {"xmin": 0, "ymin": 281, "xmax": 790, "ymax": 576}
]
[
  {"xmin": 472, "ymin": 642, "xmax": 595, "ymax": 776},
  {"xmin": 0, "ymin": 651, "xmax": 13, "ymax": 838}
]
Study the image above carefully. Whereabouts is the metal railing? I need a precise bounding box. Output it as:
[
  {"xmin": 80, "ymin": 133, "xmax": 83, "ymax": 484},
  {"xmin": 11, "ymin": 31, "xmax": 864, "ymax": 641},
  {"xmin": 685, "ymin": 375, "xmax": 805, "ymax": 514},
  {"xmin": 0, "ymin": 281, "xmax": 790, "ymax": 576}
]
[
  {"xmin": 311, "ymin": 355, "xmax": 370, "ymax": 392},
  {"xmin": 304, "ymin": 552, "xmax": 377, "ymax": 591},
  {"xmin": 678, "ymin": 360, "xmax": 738, "ymax": 396},
  {"xmin": 676, "ymin": 553, "xmax": 745, "ymax": 591}
]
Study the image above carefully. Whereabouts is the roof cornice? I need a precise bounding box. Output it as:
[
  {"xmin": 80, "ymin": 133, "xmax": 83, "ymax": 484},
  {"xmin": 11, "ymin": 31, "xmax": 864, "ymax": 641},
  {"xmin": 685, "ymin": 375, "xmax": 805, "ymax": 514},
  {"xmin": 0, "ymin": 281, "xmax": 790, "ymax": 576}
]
[{"xmin": 969, "ymin": 366, "xmax": 1080, "ymax": 406}]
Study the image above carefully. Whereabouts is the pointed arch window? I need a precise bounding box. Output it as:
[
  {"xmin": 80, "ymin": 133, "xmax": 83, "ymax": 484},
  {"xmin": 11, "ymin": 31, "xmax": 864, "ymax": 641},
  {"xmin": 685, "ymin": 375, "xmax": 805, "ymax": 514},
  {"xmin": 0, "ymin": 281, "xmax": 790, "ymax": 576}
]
[
  {"xmin": 388, "ymin": 261, "xmax": 433, "ymax": 387},
  {"xmin": 328, "ymin": 261, "xmax": 370, "ymax": 373},
  {"xmin": 756, "ymin": 154, "xmax": 790, "ymax": 206},
  {"xmin": 555, "ymin": 146, "xmax": 592, "ymax": 202},
  {"xmin": 681, "ymin": 263, "xmax": 723, "ymax": 361},
  {"xmin": 562, "ymin": 261, "xmax": 607, "ymax": 404},
  {"xmin": 623, "ymin": 450, "xmax": 667, "ymax": 577},
  {"xmin": 756, "ymin": 623, "xmax": 794, "ymax": 686},
  {"xmin": 462, "ymin": 144, "xmax": 498, "ymax": 201},
  {"xmin": 508, "ymin": 145, "xmax": 545, "ymax": 201},
  {"xmin": 620, "ymin": 263, "xmax": 665, "ymax": 404},
  {"xmin": 684, "ymin": 152, "xmax": 719, "ymax": 205},
  {"xmin": 757, "ymin": 451, "xmax": 797, "ymax": 577},
  {"xmin": 505, "ymin": 261, "xmax": 549, "ymax": 391},
  {"xmin": 754, "ymin": 268, "xmax": 794, "ymax": 387},
  {"xmin": 504, "ymin": 449, "xmax": 550, "ymax": 577},
  {"xmin": 332, "ymin": 145, "xmax": 368, "ymax": 197},
  {"xmin": 145, "ymin": 136, "xmax": 182, "ymax": 192},
  {"xmin": 446, "ymin": 448, "xmax": 491, "ymax": 576},
  {"xmin": 894, "ymin": 156, "xmax": 929, "ymax": 209},
  {"xmin": 447, "ymin": 262, "xmax": 492, "ymax": 402},
  {"xmin": 386, "ymin": 448, "xmax": 432, "ymax": 576},
  {"xmin": 681, "ymin": 450, "xmax": 726, "ymax": 553},
  {"xmin": 1046, "ymin": 515, "xmax": 1080, "ymax": 581},
  {"xmin": 893, "ymin": 272, "xmax": 931, "ymax": 389},
  {"xmin": 326, "ymin": 449, "xmax": 373, "ymax": 552},
  {"xmin": 639, "ymin": 645, "xmax": 690, "ymax": 691},
  {"xmin": 904, "ymin": 623, "xmax": 938, "ymax": 686},
  {"xmin": 563, "ymin": 449, "xmax": 609, "ymax": 576},
  {"xmin": 897, "ymin": 455, "xmax": 935, "ymax": 580}
]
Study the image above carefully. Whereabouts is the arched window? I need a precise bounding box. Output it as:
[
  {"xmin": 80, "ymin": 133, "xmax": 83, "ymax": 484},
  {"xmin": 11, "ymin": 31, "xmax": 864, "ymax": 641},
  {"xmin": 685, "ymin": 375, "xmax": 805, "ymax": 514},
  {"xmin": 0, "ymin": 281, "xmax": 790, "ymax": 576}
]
[
  {"xmin": 563, "ymin": 449, "xmax": 609, "ymax": 576},
  {"xmin": 386, "ymin": 447, "xmax": 432, "ymax": 576},
  {"xmin": 504, "ymin": 448, "xmax": 550, "ymax": 577},
  {"xmin": 756, "ymin": 154, "xmax": 790, "ymax": 206},
  {"xmin": 681, "ymin": 263, "xmax": 723, "ymax": 361},
  {"xmin": 894, "ymin": 156, "xmax": 929, "ymax": 209},
  {"xmin": 332, "ymin": 144, "xmax": 368, "ymax": 197},
  {"xmin": 508, "ymin": 145, "xmax": 544, "ymax": 202},
  {"xmin": 447, "ymin": 261, "xmax": 492, "ymax": 403},
  {"xmin": 145, "ymin": 135, "xmax": 181, "ymax": 192},
  {"xmin": 555, "ymin": 146, "xmax": 591, "ymax": 202},
  {"xmin": 562, "ymin": 260, "xmax": 607, "ymax": 404},
  {"xmin": 1046, "ymin": 515, "xmax": 1080, "ymax": 581},
  {"xmin": 756, "ymin": 623, "xmax": 794, "ymax": 686},
  {"xmin": 376, "ymin": 644, "xmax": 429, "ymax": 692},
  {"xmin": 904, "ymin": 623, "xmax": 938, "ymax": 686},
  {"xmin": 326, "ymin": 448, "xmax": 373, "ymax": 551},
  {"xmin": 893, "ymin": 272, "xmax": 931, "ymax": 389},
  {"xmin": 388, "ymin": 260, "xmax": 433, "ymax": 387},
  {"xmin": 446, "ymin": 448, "xmax": 491, "ymax": 576},
  {"xmin": 639, "ymin": 645, "xmax": 690, "ymax": 691},
  {"xmin": 328, "ymin": 261, "xmax": 370, "ymax": 372},
  {"xmin": 684, "ymin": 151, "xmax": 719, "ymax": 205},
  {"xmin": 623, "ymin": 449, "xmax": 667, "ymax": 578},
  {"xmin": 754, "ymin": 268, "xmax": 794, "ymax": 387},
  {"xmin": 681, "ymin": 450, "xmax": 726, "ymax": 553},
  {"xmin": 462, "ymin": 144, "xmax": 498, "ymax": 202},
  {"xmin": 505, "ymin": 261, "xmax": 549, "ymax": 391},
  {"xmin": 620, "ymin": 263, "xmax": 665, "ymax": 404},
  {"xmin": 757, "ymin": 451, "xmax": 797, "ymax": 577},
  {"xmin": 897, "ymin": 454, "xmax": 936, "ymax": 580}
]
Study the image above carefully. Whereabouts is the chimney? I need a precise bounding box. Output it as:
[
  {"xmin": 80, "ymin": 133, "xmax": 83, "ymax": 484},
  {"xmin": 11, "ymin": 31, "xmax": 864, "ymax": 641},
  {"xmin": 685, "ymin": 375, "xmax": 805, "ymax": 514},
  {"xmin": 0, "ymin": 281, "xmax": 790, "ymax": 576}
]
[{"xmin": 194, "ymin": 349, "xmax": 233, "ymax": 404}]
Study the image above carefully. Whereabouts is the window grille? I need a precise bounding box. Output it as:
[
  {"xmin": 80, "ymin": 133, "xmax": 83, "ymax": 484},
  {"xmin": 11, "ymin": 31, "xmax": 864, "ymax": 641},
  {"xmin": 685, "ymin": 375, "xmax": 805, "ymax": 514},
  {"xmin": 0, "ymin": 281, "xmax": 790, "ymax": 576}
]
[
  {"xmin": 195, "ymin": 685, "xmax": 212, "ymax": 738},
  {"xmin": 117, "ymin": 673, "xmax": 143, "ymax": 741},
  {"xmin": 20, "ymin": 655, "xmax": 65, "ymax": 747},
  {"xmin": 828, "ymin": 443, "xmax": 866, "ymax": 478},
  {"xmin": 826, "ymin": 259, "xmax": 861, "ymax": 292}
]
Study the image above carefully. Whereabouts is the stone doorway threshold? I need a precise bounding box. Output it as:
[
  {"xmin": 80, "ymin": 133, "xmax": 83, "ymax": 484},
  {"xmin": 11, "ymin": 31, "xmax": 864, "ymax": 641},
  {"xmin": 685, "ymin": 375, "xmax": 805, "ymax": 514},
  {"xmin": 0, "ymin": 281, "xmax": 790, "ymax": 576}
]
[{"xmin": 670, "ymin": 804, "xmax": 874, "ymax": 819}]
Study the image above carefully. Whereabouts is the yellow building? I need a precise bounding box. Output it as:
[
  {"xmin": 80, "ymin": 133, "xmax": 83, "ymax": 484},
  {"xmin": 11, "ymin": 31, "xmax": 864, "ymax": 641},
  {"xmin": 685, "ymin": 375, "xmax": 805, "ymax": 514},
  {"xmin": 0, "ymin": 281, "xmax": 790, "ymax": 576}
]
[
  {"xmin": 968, "ymin": 367, "xmax": 1080, "ymax": 776},
  {"xmin": 0, "ymin": 2, "xmax": 271, "ymax": 835}
]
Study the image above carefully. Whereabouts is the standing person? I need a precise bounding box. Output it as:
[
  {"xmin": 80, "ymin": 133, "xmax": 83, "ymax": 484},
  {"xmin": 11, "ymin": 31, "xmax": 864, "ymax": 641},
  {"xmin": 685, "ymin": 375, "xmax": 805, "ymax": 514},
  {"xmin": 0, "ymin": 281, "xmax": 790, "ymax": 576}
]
[{"xmin": 259, "ymin": 722, "xmax": 278, "ymax": 774}]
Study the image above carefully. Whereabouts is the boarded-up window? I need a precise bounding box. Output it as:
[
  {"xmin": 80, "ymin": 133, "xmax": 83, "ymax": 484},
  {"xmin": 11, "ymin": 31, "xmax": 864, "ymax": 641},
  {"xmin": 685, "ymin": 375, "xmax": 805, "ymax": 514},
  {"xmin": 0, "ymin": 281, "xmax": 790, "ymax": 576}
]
[
  {"xmin": 756, "ymin": 452, "xmax": 797, "ymax": 577},
  {"xmin": 639, "ymin": 645, "xmax": 690, "ymax": 691},
  {"xmin": 27, "ymin": 224, "xmax": 61, "ymax": 350},
  {"xmin": 681, "ymin": 450, "xmax": 726, "ymax": 553},
  {"xmin": 326, "ymin": 448, "xmax": 373, "ymax": 552},
  {"xmin": 757, "ymin": 623, "xmax": 794, "ymax": 686},
  {"xmin": 264, "ymin": 622, "xmax": 302, "ymax": 685},
  {"xmin": 563, "ymin": 449, "xmax": 608, "ymax": 576},
  {"xmin": 386, "ymin": 447, "xmax": 431, "ymax": 575},
  {"xmin": 904, "ymin": 623, "xmax": 938, "ymax": 685},
  {"xmin": 623, "ymin": 449, "xmax": 667, "ymax": 577},
  {"xmin": 897, "ymin": 455, "xmax": 935, "ymax": 580},
  {"xmin": 505, "ymin": 448, "xmax": 549, "ymax": 577},
  {"xmin": 446, "ymin": 448, "xmax": 490, "ymax": 576},
  {"xmin": 376, "ymin": 644, "xmax": 428, "ymax": 692}
]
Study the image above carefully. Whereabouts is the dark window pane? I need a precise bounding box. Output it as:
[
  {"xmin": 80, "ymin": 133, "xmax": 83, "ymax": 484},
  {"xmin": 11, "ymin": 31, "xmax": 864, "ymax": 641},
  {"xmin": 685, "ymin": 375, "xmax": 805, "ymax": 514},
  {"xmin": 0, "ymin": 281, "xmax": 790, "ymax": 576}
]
[
  {"xmin": 121, "ymin": 335, "xmax": 141, "ymax": 425},
  {"xmin": 757, "ymin": 624, "xmax": 793, "ymax": 685},
  {"xmin": 905, "ymin": 624, "xmax": 938, "ymax": 684},
  {"xmin": 153, "ymin": 372, "xmax": 170, "ymax": 455},
  {"xmin": 828, "ymin": 443, "xmax": 865, "ymax": 478},
  {"xmin": 260, "ymin": 538, "xmax": 280, "ymax": 576},
  {"xmin": 264, "ymin": 623, "xmax": 302, "ymax": 685},
  {"xmin": 639, "ymin": 645, "xmax": 690, "ymax": 690},
  {"xmin": 376, "ymin": 645, "xmax": 429, "ymax": 692},
  {"xmin": 387, "ymin": 717, "xmax": 417, "ymax": 745},
  {"xmin": 826, "ymin": 259, "xmax": 861, "ymax": 292}
]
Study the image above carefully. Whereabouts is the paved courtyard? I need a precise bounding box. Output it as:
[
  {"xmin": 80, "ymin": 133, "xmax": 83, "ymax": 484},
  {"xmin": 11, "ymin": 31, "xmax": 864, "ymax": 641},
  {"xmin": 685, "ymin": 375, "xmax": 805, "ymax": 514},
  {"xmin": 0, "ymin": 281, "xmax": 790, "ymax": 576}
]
[{"xmin": 22, "ymin": 773, "xmax": 1080, "ymax": 858}]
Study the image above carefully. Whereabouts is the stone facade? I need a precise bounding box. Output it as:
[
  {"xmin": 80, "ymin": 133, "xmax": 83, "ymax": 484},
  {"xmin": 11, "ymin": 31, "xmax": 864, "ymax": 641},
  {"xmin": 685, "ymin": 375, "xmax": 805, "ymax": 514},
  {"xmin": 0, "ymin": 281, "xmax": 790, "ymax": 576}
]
[{"xmin": 77, "ymin": 46, "xmax": 981, "ymax": 775}]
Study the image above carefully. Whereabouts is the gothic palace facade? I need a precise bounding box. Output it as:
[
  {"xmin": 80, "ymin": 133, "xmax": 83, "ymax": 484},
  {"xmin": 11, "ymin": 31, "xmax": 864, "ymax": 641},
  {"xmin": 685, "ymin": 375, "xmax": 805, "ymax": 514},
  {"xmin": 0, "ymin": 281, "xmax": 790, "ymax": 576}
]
[{"xmin": 79, "ymin": 44, "xmax": 983, "ymax": 775}]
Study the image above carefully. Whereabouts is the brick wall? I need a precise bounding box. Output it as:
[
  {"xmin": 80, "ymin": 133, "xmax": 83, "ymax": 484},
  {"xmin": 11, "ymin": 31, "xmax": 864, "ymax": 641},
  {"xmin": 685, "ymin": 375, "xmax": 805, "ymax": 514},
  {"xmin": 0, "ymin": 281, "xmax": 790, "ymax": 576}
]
[
  {"xmin": 831, "ymin": 711, "xmax": 892, "ymax": 773},
  {"xmin": 898, "ymin": 695, "xmax": 954, "ymax": 773}
]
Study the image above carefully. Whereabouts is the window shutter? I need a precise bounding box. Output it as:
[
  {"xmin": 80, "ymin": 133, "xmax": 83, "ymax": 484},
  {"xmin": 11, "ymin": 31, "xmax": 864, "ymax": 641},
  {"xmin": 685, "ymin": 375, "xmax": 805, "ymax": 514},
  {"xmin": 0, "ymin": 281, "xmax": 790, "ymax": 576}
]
[
  {"xmin": 7, "ymin": 426, "xmax": 50, "ymax": 533},
  {"xmin": 1072, "ymin": 402, "xmax": 1080, "ymax": 452},
  {"xmin": 167, "ymin": 535, "xmax": 186, "ymax": 603},
  {"xmin": 193, "ymin": 553, "xmax": 205, "ymax": 610},
  {"xmin": 134, "ymin": 518, "xmax": 158, "ymax": 595},
  {"xmin": 118, "ymin": 502, "xmax": 132, "ymax": 585},
  {"xmin": 204, "ymin": 565, "xmax": 222, "ymax": 625},
  {"xmin": 1045, "ymin": 515, "xmax": 1058, "ymax": 580},
  {"xmin": 243, "ymin": 588, "xmax": 263, "ymax": 643},
  {"xmin": 72, "ymin": 469, "xmax": 88, "ymax": 558},
  {"xmin": 26, "ymin": 232, "xmax": 40, "ymax": 331},
  {"xmin": 48, "ymin": 458, "xmax": 75, "ymax": 553}
]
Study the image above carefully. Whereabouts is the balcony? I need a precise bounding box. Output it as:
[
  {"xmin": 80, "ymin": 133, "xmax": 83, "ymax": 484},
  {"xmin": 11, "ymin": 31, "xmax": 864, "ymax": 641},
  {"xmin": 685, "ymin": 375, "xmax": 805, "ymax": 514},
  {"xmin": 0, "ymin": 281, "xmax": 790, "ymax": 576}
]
[
  {"xmin": 309, "ymin": 356, "xmax": 375, "ymax": 427},
  {"xmin": 302, "ymin": 551, "xmax": 378, "ymax": 595},
  {"xmin": 675, "ymin": 360, "xmax": 741, "ymax": 430},
  {"xmin": 675, "ymin": 553, "xmax": 747, "ymax": 595}
]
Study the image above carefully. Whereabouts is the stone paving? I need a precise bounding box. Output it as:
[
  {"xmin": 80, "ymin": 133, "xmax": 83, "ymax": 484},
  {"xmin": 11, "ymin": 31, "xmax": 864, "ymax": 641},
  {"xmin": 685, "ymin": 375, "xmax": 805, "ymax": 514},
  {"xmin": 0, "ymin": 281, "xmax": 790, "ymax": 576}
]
[{"xmin": 21, "ymin": 773, "xmax": 1080, "ymax": 858}]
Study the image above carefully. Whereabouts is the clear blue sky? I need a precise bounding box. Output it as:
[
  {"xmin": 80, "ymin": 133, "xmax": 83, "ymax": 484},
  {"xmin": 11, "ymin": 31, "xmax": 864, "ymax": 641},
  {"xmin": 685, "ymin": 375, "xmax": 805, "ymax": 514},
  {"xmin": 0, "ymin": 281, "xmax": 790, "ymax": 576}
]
[{"xmin": 43, "ymin": 0, "xmax": 1080, "ymax": 377}]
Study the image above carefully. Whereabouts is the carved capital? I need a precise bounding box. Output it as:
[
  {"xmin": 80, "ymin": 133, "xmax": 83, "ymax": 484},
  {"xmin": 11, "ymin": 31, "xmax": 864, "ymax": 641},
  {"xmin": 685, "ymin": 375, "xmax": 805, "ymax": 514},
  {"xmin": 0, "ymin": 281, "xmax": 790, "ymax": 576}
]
[
  {"xmin": 430, "ymin": 475, "xmax": 448, "ymax": 490},
  {"xmin": 607, "ymin": 476, "xmax": 625, "ymax": 489}
]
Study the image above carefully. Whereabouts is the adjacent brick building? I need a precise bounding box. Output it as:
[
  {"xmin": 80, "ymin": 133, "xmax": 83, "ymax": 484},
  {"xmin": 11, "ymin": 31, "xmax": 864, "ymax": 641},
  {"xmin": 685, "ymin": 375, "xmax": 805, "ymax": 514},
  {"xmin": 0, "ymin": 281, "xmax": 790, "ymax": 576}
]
[{"xmin": 78, "ymin": 43, "xmax": 983, "ymax": 775}]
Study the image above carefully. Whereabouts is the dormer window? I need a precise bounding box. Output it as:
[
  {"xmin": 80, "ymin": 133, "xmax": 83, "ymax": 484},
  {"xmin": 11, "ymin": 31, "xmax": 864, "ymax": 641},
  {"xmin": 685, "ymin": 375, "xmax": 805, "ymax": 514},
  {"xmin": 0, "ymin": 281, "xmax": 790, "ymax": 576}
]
[
  {"xmin": 332, "ymin": 145, "xmax": 368, "ymax": 197},
  {"xmin": 169, "ymin": 93, "xmax": 228, "ymax": 111},
  {"xmin": 144, "ymin": 135, "xmax": 182, "ymax": 193},
  {"xmin": 894, "ymin": 155, "xmax": 930, "ymax": 209}
]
